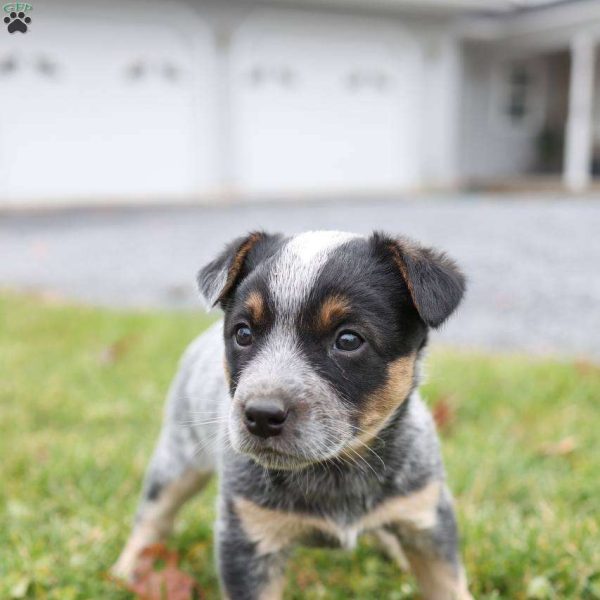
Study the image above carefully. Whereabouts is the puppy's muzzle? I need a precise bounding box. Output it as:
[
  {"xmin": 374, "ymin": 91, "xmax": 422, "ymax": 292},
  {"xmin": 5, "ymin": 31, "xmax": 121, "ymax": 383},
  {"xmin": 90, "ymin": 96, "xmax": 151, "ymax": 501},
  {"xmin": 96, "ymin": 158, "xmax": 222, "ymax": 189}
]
[{"xmin": 244, "ymin": 400, "xmax": 288, "ymax": 439}]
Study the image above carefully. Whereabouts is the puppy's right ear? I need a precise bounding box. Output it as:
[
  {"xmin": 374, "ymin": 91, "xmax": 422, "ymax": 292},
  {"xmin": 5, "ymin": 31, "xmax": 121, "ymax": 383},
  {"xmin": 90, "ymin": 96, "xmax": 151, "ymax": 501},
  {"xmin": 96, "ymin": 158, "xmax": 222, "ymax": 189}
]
[
  {"xmin": 371, "ymin": 232, "xmax": 466, "ymax": 328},
  {"xmin": 197, "ymin": 232, "xmax": 281, "ymax": 309}
]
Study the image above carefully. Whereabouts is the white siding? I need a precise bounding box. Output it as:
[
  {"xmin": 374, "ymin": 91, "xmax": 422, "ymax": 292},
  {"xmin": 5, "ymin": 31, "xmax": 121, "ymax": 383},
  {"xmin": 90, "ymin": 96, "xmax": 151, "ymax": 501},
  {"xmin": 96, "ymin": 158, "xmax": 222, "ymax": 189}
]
[
  {"xmin": 459, "ymin": 46, "xmax": 548, "ymax": 180},
  {"xmin": 0, "ymin": 0, "xmax": 469, "ymax": 204},
  {"xmin": 229, "ymin": 10, "xmax": 424, "ymax": 194},
  {"xmin": 0, "ymin": 1, "xmax": 217, "ymax": 204}
]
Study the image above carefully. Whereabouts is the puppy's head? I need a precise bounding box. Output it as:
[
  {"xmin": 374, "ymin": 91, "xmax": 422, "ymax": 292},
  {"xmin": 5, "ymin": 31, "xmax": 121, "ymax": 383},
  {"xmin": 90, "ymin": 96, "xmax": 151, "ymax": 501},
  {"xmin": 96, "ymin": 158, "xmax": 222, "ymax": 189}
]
[{"xmin": 198, "ymin": 231, "xmax": 465, "ymax": 470}]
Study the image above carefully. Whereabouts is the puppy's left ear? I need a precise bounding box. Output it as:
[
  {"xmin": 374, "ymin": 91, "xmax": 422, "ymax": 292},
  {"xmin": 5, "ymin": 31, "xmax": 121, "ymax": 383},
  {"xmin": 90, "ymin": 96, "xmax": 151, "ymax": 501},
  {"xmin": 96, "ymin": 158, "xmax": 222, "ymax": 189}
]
[
  {"xmin": 372, "ymin": 232, "xmax": 466, "ymax": 328},
  {"xmin": 198, "ymin": 231, "xmax": 281, "ymax": 309}
]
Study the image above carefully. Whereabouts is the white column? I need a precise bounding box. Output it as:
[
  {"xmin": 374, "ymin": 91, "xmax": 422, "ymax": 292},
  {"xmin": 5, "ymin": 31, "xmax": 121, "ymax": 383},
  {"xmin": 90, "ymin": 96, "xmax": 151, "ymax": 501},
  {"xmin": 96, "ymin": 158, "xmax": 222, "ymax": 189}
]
[
  {"xmin": 214, "ymin": 28, "xmax": 234, "ymax": 192},
  {"xmin": 436, "ymin": 36, "xmax": 462, "ymax": 187},
  {"xmin": 564, "ymin": 33, "xmax": 595, "ymax": 192},
  {"xmin": 422, "ymin": 35, "xmax": 462, "ymax": 188}
]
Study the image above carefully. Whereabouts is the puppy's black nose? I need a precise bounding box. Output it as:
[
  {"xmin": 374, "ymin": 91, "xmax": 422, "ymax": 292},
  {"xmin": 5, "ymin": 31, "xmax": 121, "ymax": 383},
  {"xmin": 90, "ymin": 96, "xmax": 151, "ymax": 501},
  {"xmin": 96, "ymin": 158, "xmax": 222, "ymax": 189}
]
[{"xmin": 244, "ymin": 402, "xmax": 288, "ymax": 438}]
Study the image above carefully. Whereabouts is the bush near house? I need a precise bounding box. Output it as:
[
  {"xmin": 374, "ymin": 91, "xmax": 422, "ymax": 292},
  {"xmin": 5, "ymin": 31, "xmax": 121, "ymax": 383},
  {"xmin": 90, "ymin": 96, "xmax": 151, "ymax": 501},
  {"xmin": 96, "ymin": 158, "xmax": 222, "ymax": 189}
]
[{"xmin": 1, "ymin": 293, "xmax": 599, "ymax": 600}]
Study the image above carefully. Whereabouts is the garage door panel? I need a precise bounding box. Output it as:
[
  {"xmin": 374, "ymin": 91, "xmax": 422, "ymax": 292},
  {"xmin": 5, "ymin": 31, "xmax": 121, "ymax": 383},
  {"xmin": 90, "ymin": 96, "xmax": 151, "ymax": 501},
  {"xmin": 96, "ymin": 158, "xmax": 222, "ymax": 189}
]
[
  {"xmin": 0, "ymin": 17, "xmax": 211, "ymax": 201},
  {"xmin": 232, "ymin": 12, "xmax": 423, "ymax": 192}
]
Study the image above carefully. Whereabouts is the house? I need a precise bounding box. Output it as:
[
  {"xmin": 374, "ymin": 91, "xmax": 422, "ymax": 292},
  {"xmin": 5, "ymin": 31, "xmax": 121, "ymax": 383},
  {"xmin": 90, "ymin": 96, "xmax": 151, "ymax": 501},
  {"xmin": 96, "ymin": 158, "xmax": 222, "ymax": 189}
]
[{"xmin": 0, "ymin": 0, "xmax": 598, "ymax": 206}]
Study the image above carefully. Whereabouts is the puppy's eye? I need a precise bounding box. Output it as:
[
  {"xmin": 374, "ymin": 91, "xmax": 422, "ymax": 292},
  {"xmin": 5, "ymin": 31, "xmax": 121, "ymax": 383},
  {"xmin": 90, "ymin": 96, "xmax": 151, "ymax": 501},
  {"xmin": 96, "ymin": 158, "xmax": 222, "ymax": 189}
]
[
  {"xmin": 334, "ymin": 330, "xmax": 363, "ymax": 352},
  {"xmin": 234, "ymin": 324, "xmax": 253, "ymax": 347}
]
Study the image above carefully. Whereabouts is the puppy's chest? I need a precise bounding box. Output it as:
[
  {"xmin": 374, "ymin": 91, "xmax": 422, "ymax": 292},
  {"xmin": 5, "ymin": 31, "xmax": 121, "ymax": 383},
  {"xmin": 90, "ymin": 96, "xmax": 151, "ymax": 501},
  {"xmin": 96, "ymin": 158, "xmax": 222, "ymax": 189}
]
[
  {"xmin": 297, "ymin": 518, "xmax": 363, "ymax": 551},
  {"xmin": 232, "ymin": 479, "xmax": 441, "ymax": 555}
]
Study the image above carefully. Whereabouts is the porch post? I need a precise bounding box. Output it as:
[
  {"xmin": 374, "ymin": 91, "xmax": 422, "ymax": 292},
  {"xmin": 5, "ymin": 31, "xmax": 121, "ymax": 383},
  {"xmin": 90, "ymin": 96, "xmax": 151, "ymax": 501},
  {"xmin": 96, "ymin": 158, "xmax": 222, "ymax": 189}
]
[
  {"xmin": 564, "ymin": 32, "xmax": 595, "ymax": 192},
  {"xmin": 433, "ymin": 35, "xmax": 462, "ymax": 187},
  {"xmin": 215, "ymin": 27, "xmax": 234, "ymax": 192}
]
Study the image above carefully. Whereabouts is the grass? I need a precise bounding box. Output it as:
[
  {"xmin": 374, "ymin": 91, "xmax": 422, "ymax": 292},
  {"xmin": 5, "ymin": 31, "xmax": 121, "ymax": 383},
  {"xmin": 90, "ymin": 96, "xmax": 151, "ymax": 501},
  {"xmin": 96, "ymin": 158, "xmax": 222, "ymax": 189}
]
[{"xmin": 1, "ymin": 292, "xmax": 599, "ymax": 600}]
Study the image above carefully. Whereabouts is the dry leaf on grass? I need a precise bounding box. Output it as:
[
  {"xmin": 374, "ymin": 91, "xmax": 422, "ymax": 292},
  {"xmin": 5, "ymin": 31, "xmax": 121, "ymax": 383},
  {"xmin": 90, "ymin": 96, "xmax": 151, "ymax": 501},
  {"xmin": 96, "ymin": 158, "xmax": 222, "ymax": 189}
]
[
  {"xmin": 537, "ymin": 436, "xmax": 577, "ymax": 457},
  {"xmin": 116, "ymin": 544, "xmax": 203, "ymax": 600},
  {"xmin": 98, "ymin": 334, "xmax": 138, "ymax": 365},
  {"xmin": 574, "ymin": 359, "xmax": 600, "ymax": 377},
  {"xmin": 432, "ymin": 397, "xmax": 455, "ymax": 433}
]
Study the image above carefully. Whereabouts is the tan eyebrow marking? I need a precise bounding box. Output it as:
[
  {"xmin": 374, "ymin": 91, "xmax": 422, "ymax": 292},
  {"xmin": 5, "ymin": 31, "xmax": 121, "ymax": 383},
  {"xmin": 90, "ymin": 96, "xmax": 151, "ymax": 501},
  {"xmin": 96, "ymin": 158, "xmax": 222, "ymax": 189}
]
[
  {"xmin": 316, "ymin": 294, "xmax": 351, "ymax": 331},
  {"xmin": 245, "ymin": 290, "xmax": 265, "ymax": 324}
]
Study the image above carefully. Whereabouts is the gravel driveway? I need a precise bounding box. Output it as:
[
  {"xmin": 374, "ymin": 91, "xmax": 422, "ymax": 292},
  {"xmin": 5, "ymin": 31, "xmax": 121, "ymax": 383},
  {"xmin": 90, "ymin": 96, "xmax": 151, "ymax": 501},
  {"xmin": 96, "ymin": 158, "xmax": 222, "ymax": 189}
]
[{"xmin": 1, "ymin": 195, "xmax": 599, "ymax": 358}]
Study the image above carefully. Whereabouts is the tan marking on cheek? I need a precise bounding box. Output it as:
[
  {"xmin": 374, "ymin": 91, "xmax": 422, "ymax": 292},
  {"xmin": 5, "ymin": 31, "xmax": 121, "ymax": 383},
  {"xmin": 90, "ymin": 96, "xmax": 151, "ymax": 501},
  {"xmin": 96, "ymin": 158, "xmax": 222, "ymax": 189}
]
[
  {"xmin": 245, "ymin": 290, "xmax": 265, "ymax": 324},
  {"xmin": 357, "ymin": 353, "xmax": 416, "ymax": 440},
  {"xmin": 316, "ymin": 294, "xmax": 351, "ymax": 332}
]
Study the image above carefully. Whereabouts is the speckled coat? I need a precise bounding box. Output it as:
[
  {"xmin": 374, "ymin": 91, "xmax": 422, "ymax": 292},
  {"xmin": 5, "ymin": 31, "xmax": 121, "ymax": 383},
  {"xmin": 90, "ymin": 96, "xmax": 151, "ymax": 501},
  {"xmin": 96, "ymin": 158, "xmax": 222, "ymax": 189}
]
[{"xmin": 114, "ymin": 230, "xmax": 472, "ymax": 600}]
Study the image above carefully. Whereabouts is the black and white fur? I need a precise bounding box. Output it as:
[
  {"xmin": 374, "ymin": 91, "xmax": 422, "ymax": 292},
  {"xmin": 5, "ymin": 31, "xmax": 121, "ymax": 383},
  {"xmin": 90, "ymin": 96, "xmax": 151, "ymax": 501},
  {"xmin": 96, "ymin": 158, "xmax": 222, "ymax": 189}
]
[{"xmin": 113, "ymin": 230, "xmax": 471, "ymax": 600}]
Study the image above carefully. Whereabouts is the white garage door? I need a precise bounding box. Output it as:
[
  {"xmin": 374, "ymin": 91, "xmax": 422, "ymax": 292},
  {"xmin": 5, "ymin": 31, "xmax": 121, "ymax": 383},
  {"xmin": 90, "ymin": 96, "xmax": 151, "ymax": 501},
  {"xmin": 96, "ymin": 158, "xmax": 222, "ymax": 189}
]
[
  {"xmin": 0, "ymin": 15, "xmax": 213, "ymax": 203},
  {"xmin": 231, "ymin": 12, "xmax": 423, "ymax": 194}
]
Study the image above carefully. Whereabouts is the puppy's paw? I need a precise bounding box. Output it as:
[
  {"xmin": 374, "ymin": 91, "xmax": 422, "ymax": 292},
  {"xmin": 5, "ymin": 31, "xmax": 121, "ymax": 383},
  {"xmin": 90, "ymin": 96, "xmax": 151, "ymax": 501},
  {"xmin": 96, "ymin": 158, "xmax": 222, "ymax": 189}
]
[{"xmin": 110, "ymin": 547, "xmax": 142, "ymax": 583}]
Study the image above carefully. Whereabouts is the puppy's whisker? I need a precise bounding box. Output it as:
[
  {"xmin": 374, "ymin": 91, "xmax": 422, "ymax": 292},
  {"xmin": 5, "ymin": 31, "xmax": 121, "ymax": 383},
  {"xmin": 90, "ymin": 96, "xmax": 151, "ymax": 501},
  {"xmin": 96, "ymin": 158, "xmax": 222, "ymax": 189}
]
[
  {"xmin": 192, "ymin": 429, "xmax": 223, "ymax": 458},
  {"xmin": 340, "ymin": 443, "xmax": 384, "ymax": 481},
  {"xmin": 347, "ymin": 436, "xmax": 386, "ymax": 470},
  {"xmin": 179, "ymin": 418, "xmax": 228, "ymax": 427}
]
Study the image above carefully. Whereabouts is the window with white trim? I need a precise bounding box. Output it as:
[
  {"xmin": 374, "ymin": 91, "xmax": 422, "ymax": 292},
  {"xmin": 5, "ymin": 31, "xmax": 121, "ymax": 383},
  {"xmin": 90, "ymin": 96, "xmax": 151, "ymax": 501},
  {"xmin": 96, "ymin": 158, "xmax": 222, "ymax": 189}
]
[
  {"xmin": 506, "ymin": 65, "xmax": 532, "ymax": 122},
  {"xmin": 492, "ymin": 60, "xmax": 545, "ymax": 131}
]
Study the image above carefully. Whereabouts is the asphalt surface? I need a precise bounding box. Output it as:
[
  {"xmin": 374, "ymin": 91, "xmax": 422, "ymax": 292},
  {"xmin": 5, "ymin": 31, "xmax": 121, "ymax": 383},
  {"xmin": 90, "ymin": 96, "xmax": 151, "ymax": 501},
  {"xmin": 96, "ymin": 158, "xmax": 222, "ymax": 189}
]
[{"xmin": 1, "ymin": 195, "xmax": 599, "ymax": 358}]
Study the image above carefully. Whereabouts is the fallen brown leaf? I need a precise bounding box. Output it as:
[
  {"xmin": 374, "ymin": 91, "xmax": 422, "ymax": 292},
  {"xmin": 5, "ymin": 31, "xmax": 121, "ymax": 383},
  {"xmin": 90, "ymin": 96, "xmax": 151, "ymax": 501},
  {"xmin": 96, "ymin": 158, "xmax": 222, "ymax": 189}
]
[
  {"xmin": 432, "ymin": 397, "xmax": 455, "ymax": 433},
  {"xmin": 574, "ymin": 359, "xmax": 600, "ymax": 377},
  {"xmin": 98, "ymin": 334, "xmax": 137, "ymax": 366},
  {"xmin": 117, "ymin": 544, "xmax": 203, "ymax": 600},
  {"xmin": 538, "ymin": 436, "xmax": 577, "ymax": 457}
]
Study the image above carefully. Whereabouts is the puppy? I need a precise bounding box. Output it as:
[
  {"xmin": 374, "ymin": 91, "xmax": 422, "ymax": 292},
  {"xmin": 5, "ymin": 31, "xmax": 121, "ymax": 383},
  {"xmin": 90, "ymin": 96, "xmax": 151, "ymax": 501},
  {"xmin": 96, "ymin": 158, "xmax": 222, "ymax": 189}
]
[{"xmin": 114, "ymin": 230, "xmax": 472, "ymax": 600}]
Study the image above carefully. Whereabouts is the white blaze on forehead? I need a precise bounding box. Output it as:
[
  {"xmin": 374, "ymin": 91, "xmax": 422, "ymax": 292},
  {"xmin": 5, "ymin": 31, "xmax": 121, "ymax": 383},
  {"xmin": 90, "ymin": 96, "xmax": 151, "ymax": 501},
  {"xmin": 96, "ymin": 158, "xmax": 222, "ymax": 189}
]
[{"xmin": 269, "ymin": 230, "xmax": 361, "ymax": 315}]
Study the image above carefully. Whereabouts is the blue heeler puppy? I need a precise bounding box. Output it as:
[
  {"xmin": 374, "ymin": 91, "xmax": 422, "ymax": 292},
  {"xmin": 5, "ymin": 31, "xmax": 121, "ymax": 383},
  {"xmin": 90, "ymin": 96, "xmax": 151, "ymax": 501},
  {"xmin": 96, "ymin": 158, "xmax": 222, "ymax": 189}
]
[{"xmin": 113, "ymin": 230, "xmax": 472, "ymax": 600}]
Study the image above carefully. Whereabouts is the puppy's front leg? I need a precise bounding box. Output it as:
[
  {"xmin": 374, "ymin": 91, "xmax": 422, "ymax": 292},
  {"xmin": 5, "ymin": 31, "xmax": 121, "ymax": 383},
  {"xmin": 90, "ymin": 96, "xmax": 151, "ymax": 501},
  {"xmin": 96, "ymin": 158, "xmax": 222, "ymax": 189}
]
[
  {"xmin": 113, "ymin": 442, "xmax": 212, "ymax": 581},
  {"xmin": 393, "ymin": 492, "xmax": 472, "ymax": 600},
  {"xmin": 217, "ymin": 497, "xmax": 291, "ymax": 600},
  {"xmin": 402, "ymin": 549, "xmax": 471, "ymax": 600}
]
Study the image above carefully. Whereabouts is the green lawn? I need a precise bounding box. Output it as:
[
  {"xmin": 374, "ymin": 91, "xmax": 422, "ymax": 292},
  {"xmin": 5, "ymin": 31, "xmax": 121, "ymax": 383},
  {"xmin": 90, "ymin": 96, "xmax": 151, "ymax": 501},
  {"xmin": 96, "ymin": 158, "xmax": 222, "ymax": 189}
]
[{"xmin": 1, "ymin": 293, "xmax": 599, "ymax": 600}]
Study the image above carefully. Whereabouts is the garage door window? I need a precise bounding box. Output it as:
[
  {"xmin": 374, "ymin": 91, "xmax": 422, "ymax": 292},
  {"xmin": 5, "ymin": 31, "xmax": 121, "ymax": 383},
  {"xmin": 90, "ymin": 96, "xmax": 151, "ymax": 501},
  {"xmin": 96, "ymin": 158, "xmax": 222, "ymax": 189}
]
[{"xmin": 492, "ymin": 60, "xmax": 546, "ymax": 133}]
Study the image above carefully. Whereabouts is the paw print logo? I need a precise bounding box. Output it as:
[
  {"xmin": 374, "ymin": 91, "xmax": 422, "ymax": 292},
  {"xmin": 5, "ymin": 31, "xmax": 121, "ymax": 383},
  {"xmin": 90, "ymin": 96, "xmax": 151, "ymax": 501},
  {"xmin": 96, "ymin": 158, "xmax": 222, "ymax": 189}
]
[{"xmin": 4, "ymin": 11, "xmax": 31, "ymax": 33}]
